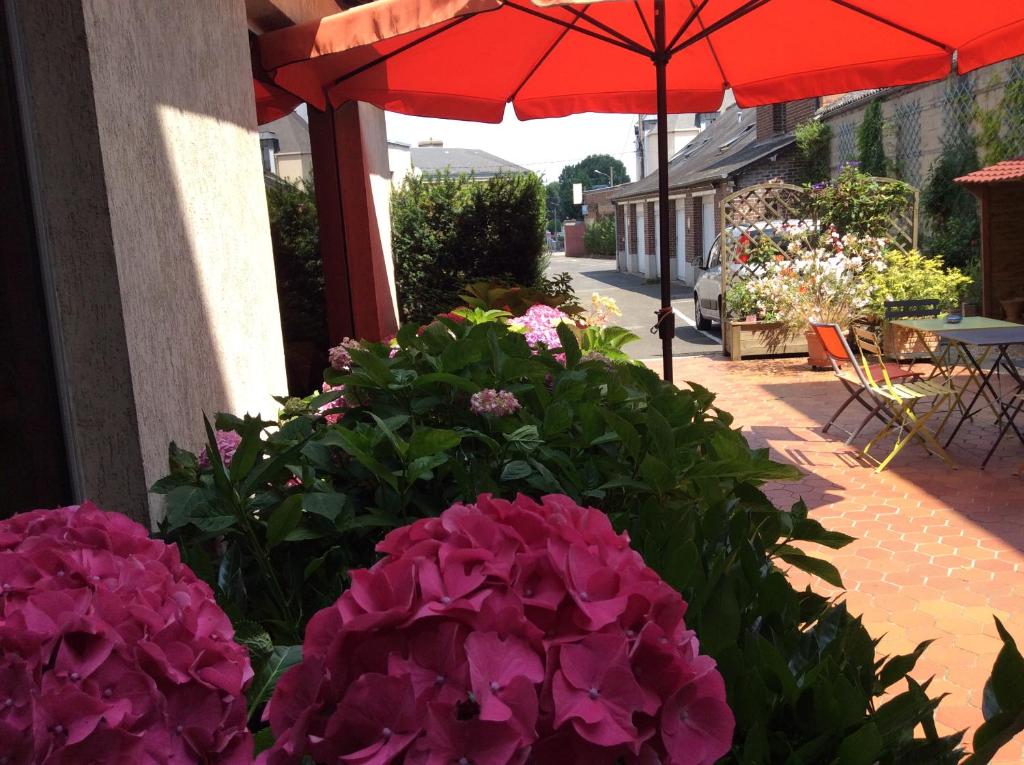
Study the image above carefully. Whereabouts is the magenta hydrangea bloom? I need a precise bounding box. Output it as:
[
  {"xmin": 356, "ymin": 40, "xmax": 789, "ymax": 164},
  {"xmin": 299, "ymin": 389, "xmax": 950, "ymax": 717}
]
[
  {"xmin": 198, "ymin": 429, "xmax": 242, "ymax": 470},
  {"xmin": 0, "ymin": 503, "xmax": 254, "ymax": 764},
  {"xmin": 260, "ymin": 494, "xmax": 733, "ymax": 765},
  {"xmin": 318, "ymin": 382, "xmax": 349, "ymax": 425},
  {"xmin": 509, "ymin": 304, "xmax": 572, "ymax": 351},
  {"xmin": 469, "ymin": 389, "xmax": 522, "ymax": 417}
]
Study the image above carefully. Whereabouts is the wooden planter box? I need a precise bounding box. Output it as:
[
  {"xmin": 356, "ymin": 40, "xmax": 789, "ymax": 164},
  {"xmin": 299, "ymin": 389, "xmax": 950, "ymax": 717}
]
[
  {"xmin": 723, "ymin": 319, "xmax": 808, "ymax": 361},
  {"xmin": 882, "ymin": 322, "xmax": 938, "ymax": 362}
]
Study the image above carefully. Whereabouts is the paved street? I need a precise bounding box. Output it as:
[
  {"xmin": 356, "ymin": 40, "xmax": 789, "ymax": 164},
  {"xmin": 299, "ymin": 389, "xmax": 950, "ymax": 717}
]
[{"xmin": 547, "ymin": 253, "xmax": 722, "ymax": 359}]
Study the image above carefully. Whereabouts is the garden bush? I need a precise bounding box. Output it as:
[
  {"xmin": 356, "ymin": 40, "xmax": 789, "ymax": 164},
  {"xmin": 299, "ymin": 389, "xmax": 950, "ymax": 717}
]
[
  {"xmin": 864, "ymin": 249, "xmax": 972, "ymax": 319},
  {"xmin": 266, "ymin": 178, "xmax": 329, "ymax": 394},
  {"xmin": 392, "ymin": 172, "xmax": 548, "ymax": 323},
  {"xmin": 584, "ymin": 216, "xmax": 616, "ymax": 257},
  {"xmin": 155, "ymin": 309, "xmax": 981, "ymax": 762},
  {"xmin": 809, "ymin": 165, "xmax": 914, "ymax": 239}
]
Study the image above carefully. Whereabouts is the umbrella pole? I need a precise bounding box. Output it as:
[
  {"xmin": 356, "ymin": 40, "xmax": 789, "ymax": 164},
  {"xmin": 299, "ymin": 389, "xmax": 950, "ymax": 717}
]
[{"xmin": 654, "ymin": 0, "xmax": 674, "ymax": 382}]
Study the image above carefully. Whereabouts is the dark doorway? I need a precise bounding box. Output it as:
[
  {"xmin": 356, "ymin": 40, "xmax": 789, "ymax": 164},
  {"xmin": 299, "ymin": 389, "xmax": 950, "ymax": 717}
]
[{"xmin": 0, "ymin": 5, "xmax": 72, "ymax": 518}]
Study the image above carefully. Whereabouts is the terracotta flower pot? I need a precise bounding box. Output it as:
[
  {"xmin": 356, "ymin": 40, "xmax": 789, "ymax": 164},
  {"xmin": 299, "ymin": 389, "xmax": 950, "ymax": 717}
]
[
  {"xmin": 805, "ymin": 329, "xmax": 830, "ymax": 370},
  {"xmin": 1000, "ymin": 296, "xmax": 1024, "ymax": 323}
]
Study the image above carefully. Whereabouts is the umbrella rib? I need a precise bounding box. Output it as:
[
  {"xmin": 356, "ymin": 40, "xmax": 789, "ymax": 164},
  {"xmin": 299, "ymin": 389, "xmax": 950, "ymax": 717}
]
[
  {"xmin": 829, "ymin": 0, "xmax": 951, "ymax": 52},
  {"xmin": 633, "ymin": 1, "xmax": 655, "ymax": 48},
  {"xmin": 504, "ymin": 1, "xmax": 651, "ymax": 57},
  {"xmin": 669, "ymin": 0, "xmax": 770, "ymax": 56},
  {"xmin": 667, "ymin": 0, "xmax": 709, "ymax": 52},
  {"xmin": 507, "ymin": 12, "xmax": 581, "ymax": 102},
  {"xmin": 325, "ymin": 15, "xmax": 476, "ymax": 90},
  {"xmin": 558, "ymin": 5, "xmax": 654, "ymax": 57}
]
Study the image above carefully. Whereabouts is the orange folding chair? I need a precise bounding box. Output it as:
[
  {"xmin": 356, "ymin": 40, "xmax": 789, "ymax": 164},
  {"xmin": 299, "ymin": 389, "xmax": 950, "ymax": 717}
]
[
  {"xmin": 813, "ymin": 322, "xmax": 955, "ymax": 472},
  {"xmin": 812, "ymin": 322, "xmax": 922, "ymax": 444}
]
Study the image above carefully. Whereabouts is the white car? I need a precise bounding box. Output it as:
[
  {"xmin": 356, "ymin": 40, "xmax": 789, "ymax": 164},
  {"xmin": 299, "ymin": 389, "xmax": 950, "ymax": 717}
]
[
  {"xmin": 692, "ymin": 220, "xmax": 814, "ymax": 329},
  {"xmin": 693, "ymin": 235, "xmax": 723, "ymax": 330}
]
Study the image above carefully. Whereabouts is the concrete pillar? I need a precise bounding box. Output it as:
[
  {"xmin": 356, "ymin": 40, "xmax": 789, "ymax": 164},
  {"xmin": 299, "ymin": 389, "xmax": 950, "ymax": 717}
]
[
  {"xmin": 9, "ymin": 0, "xmax": 288, "ymax": 524},
  {"xmin": 308, "ymin": 101, "xmax": 399, "ymax": 343}
]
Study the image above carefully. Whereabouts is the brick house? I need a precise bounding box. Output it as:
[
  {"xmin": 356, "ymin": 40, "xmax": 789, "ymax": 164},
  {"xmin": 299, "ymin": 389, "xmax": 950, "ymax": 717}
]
[
  {"xmin": 611, "ymin": 99, "xmax": 814, "ymax": 285},
  {"xmin": 582, "ymin": 185, "xmax": 619, "ymax": 225}
]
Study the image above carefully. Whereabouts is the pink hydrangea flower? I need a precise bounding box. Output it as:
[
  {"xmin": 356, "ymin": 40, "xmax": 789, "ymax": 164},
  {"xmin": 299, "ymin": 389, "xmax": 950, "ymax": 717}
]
[
  {"xmin": 509, "ymin": 304, "xmax": 572, "ymax": 351},
  {"xmin": 260, "ymin": 494, "xmax": 733, "ymax": 765},
  {"xmin": 328, "ymin": 337, "xmax": 361, "ymax": 371},
  {"xmin": 198, "ymin": 429, "xmax": 242, "ymax": 469},
  {"xmin": 469, "ymin": 389, "xmax": 522, "ymax": 417},
  {"xmin": 318, "ymin": 382, "xmax": 348, "ymax": 425},
  {"xmin": 0, "ymin": 503, "xmax": 253, "ymax": 764}
]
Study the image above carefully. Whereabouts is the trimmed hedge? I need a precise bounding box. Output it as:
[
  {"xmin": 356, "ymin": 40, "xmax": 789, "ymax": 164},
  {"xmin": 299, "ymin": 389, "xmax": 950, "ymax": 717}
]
[{"xmin": 392, "ymin": 171, "xmax": 547, "ymax": 323}]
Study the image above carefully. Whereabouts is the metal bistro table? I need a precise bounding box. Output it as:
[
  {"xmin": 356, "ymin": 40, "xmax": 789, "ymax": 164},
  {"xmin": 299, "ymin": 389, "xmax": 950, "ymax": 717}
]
[
  {"xmin": 891, "ymin": 316, "xmax": 1017, "ymax": 425},
  {"xmin": 931, "ymin": 324, "xmax": 1024, "ymax": 466}
]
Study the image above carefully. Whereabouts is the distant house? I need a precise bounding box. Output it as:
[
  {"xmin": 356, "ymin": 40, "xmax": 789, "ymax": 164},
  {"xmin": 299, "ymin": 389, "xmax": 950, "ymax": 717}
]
[
  {"xmin": 259, "ymin": 110, "xmax": 312, "ymax": 183},
  {"xmin": 612, "ymin": 99, "xmax": 816, "ymax": 285},
  {"xmin": 582, "ymin": 185, "xmax": 620, "ymax": 225},
  {"xmin": 410, "ymin": 140, "xmax": 529, "ymax": 180}
]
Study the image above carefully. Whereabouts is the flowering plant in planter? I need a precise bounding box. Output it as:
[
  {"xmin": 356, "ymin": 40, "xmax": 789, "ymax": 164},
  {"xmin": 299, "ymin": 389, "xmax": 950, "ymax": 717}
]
[
  {"xmin": 259, "ymin": 494, "xmax": 733, "ymax": 765},
  {"xmin": 757, "ymin": 229, "xmax": 888, "ymax": 334},
  {"xmin": 0, "ymin": 503, "xmax": 253, "ymax": 763}
]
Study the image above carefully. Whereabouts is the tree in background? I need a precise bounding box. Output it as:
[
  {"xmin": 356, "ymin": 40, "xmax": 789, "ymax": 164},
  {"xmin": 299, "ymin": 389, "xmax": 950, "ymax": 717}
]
[
  {"xmin": 922, "ymin": 137, "xmax": 980, "ymax": 271},
  {"xmin": 392, "ymin": 171, "xmax": 548, "ymax": 323},
  {"xmin": 794, "ymin": 119, "xmax": 832, "ymax": 183},
  {"xmin": 555, "ymin": 154, "xmax": 630, "ymax": 222},
  {"xmin": 545, "ymin": 180, "xmax": 562, "ymax": 231},
  {"xmin": 856, "ymin": 100, "xmax": 888, "ymax": 176}
]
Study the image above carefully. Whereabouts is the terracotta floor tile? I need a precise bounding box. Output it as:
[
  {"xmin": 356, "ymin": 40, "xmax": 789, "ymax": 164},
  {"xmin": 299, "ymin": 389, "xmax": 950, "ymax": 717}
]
[{"xmin": 668, "ymin": 355, "xmax": 1024, "ymax": 755}]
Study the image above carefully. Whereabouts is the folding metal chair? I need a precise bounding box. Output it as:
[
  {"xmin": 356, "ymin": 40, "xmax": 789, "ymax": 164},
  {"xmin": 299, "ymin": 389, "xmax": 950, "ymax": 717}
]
[
  {"xmin": 812, "ymin": 322, "xmax": 955, "ymax": 472},
  {"xmin": 851, "ymin": 324, "xmax": 956, "ymax": 472},
  {"xmin": 883, "ymin": 299, "xmax": 949, "ymax": 374},
  {"xmin": 812, "ymin": 322, "xmax": 922, "ymax": 444}
]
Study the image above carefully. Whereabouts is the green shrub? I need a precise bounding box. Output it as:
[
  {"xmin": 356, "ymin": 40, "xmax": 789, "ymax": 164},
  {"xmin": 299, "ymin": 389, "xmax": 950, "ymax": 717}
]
[
  {"xmin": 794, "ymin": 119, "xmax": 832, "ymax": 183},
  {"xmin": 857, "ymin": 100, "xmax": 888, "ymax": 176},
  {"xmin": 266, "ymin": 178, "xmax": 329, "ymax": 392},
  {"xmin": 156, "ymin": 317, "xmax": 962, "ymax": 762},
  {"xmin": 864, "ymin": 249, "xmax": 972, "ymax": 319},
  {"xmin": 391, "ymin": 171, "xmax": 547, "ymax": 323},
  {"xmin": 583, "ymin": 216, "xmax": 616, "ymax": 257},
  {"xmin": 811, "ymin": 166, "xmax": 914, "ymax": 238},
  {"xmin": 922, "ymin": 139, "xmax": 980, "ymax": 270}
]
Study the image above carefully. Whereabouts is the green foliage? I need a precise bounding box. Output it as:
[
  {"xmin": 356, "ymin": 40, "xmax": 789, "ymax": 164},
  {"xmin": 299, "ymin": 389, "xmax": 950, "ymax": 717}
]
[
  {"xmin": 857, "ymin": 100, "xmax": 888, "ymax": 176},
  {"xmin": 794, "ymin": 119, "xmax": 833, "ymax": 183},
  {"xmin": 811, "ymin": 166, "xmax": 914, "ymax": 238},
  {"xmin": 724, "ymin": 279, "xmax": 759, "ymax": 319},
  {"xmin": 545, "ymin": 180, "xmax": 562, "ymax": 231},
  {"xmin": 583, "ymin": 216, "xmax": 616, "ymax": 257},
  {"xmin": 864, "ymin": 249, "xmax": 972, "ymax": 319},
  {"xmin": 157, "ymin": 317, "xmax": 962, "ymax": 762},
  {"xmin": 922, "ymin": 137, "xmax": 980, "ymax": 270},
  {"xmin": 265, "ymin": 177, "xmax": 328, "ymax": 355},
  {"xmin": 977, "ymin": 77, "xmax": 1024, "ymax": 166},
  {"xmin": 459, "ymin": 276, "xmax": 581, "ymax": 317},
  {"xmin": 391, "ymin": 171, "xmax": 547, "ymax": 323},
  {"xmin": 554, "ymin": 154, "xmax": 630, "ymax": 221},
  {"xmin": 964, "ymin": 618, "xmax": 1024, "ymax": 764}
]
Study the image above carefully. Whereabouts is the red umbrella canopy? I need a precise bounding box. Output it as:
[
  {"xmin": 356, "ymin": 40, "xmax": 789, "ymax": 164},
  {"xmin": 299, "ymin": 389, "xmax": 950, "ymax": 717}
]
[{"xmin": 258, "ymin": 0, "xmax": 1024, "ymax": 123}]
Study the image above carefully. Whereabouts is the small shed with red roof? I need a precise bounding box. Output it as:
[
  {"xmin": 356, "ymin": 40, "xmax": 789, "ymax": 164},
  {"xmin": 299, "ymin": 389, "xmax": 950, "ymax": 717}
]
[{"xmin": 956, "ymin": 158, "xmax": 1024, "ymax": 320}]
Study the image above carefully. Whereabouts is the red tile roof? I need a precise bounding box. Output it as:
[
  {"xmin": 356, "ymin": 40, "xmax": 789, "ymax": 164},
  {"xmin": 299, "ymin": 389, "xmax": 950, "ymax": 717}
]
[{"xmin": 955, "ymin": 158, "xmax": 1024, "ymax": 185}]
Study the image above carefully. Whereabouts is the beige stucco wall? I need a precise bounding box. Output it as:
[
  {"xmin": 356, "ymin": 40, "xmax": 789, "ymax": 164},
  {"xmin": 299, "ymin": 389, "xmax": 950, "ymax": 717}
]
[
  {"xmin": 276, "ymin": 152, "xmax": 313, "ymax": 183},
  {"xmin": 13, "ymin": 0, "xmax": 287, "ymax": 524},
  {"xmin": 825, "ymin": 59, "xmax": 1015, "ymax": 185}
]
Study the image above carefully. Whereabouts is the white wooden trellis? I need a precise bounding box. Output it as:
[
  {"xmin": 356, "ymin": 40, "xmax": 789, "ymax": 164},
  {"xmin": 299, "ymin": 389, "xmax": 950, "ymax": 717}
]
[{"xmin": 719, "ymin": 179, "xmax": 920, "ymax": 358}]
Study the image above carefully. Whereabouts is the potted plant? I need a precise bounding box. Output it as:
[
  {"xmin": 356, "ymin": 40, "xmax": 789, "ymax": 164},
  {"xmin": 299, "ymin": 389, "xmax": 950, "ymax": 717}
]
[
  {"xmin": 862, "ymin": 249, "xmax": 972, "ymax": 358},
  {"xmin": 770, "ymin": 228, "xmax": 887, "ymax": 369}
]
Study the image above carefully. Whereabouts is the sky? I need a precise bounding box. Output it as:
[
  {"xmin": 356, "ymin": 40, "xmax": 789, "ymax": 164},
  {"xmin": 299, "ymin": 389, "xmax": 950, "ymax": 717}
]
[{"xmin": 384, "ymin": 105, "xmax": 639, "ymax": 184}]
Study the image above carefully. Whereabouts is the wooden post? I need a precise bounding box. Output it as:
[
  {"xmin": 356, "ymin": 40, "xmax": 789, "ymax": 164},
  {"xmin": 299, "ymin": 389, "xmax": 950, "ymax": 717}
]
[{"xmin": 308, "ymin": 102, "xmax": 399, "ymax": 343}]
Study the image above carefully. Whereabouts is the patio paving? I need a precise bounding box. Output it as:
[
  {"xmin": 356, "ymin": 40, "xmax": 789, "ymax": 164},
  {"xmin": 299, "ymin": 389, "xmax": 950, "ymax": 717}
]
[{"xmin": 670, "ymin": 354, "xmax": 1024, "ymax": 762}]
